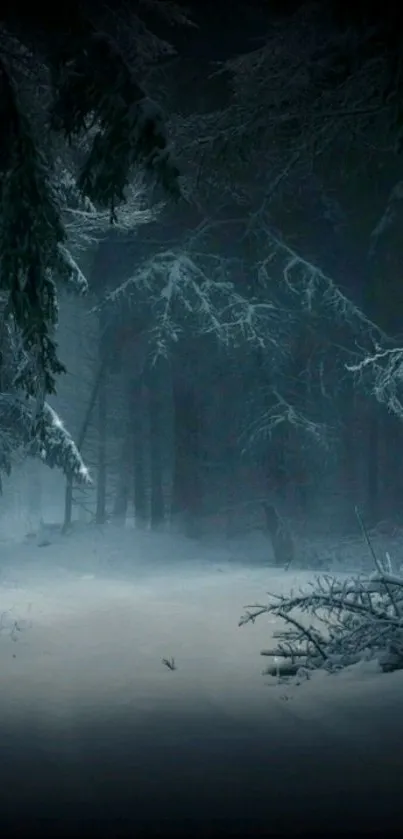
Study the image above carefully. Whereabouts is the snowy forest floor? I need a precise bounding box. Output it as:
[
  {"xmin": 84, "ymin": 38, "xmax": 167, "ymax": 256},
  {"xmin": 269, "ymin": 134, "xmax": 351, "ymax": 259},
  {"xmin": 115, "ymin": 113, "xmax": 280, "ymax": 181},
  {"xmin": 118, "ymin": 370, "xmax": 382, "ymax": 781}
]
[{"xmin": 0, "ymin": 525, "xmax": 402, "ymax": 835}]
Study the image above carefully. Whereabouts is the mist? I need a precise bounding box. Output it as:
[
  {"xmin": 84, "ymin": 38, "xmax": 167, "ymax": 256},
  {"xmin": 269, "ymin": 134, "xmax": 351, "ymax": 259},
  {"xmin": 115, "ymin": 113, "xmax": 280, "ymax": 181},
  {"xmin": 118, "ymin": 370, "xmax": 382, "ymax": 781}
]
[
  {"xmin": 1, "ymin": 0, "xmax": 403, "ymax": 835},
  {"xmin": 0, "ymin": 523, "xmax": 402, "ymax": 836}
]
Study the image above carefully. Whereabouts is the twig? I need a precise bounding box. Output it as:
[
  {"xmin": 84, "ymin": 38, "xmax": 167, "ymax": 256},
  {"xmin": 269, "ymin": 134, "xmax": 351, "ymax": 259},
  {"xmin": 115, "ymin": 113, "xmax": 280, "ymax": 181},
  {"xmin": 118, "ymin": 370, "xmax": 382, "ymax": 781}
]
[
  {"xmin": 260, "ymin": 648, "xmax": 306, "ymax": 657},
  {"xmin": 276, "ymin": 610, "xmax": 327, "ymax": 661},
  {"xmin": 355, "ymin": 506, "xmax": 401, "ymax": 618}
]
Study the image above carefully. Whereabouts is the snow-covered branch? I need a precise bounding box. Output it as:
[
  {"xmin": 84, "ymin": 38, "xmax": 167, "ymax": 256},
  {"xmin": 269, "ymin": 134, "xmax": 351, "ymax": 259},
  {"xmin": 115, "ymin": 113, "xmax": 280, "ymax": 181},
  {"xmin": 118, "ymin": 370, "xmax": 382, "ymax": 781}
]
[
  {"xmin": 369, "ymin": 181, "xmax": 403, "ymax": 253},
  {"xmin": 254, "ymin": 226, "xmax": 403, "ymax": 417},
  {"xmin": 240, "ymin": 567, "xmax": 403, "ymax": 681},
  {"xmin": 35, "ymin": 402, "xmax": 91, "ymax": 483},
  {"xmin": 258, "ymin": 226, "xmax": 384, "ymax": 338},
  {"xmin": 106, "ymin": 248, "xmax": 286, "ymax": 358},
  {"xmin": 51, "ymin": 33, "xmax": 181, "ymax": 210},
  {"xmin": 56, "ymin": 158, "xmax": 162, "ymax": 248},
  {"xmin": 218, "ymin": 6, "xmax": 391, "ymax": 179},
  {"xmin": 241, "ymin": 390, "xmax": 330, "ymax": 454},
  {"xmin": 346, "ymin": 345, "xmax": 403, "ymax": 418},
  {"xmin": 0, "ymin": 393, "xmax": 90, "ymax": 484}
]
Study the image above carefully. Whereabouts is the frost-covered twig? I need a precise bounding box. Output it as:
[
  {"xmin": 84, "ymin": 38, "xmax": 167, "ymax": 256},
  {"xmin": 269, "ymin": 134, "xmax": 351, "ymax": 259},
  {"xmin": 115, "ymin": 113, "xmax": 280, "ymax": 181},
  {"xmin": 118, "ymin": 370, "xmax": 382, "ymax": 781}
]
[
  {"xmin": 241, "ymin": 389, "xmax": 329, "ymax": 453},
  {"xmin": 240, "ymin": 568, "xmax": 403, "ymax": 681},
  {"xmin": 355, "ymin": 506, "xmax": 401, "ymax": 618},
  {"xmin": 346, "ymin": 345, "xmax": 403, "ymax": 419},
  {"xmin": 105, "ymin": 248, "xmax": 285, "ymax": 358}
]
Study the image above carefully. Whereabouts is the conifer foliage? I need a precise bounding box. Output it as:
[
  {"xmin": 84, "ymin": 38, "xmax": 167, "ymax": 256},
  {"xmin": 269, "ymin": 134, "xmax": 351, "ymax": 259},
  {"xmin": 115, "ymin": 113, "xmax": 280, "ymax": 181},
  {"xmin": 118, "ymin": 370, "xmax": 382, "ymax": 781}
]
[{"xmin": 0, "ymin": 1, "xmax": 180, "ymax": 482}]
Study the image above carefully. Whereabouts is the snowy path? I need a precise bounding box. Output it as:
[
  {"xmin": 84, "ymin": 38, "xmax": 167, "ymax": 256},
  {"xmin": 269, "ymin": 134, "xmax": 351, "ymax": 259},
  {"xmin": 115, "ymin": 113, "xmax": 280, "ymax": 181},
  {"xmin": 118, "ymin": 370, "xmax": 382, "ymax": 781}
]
[{"xmin": 0, "ymin": 545, "xmax": 402, "ymax": 834}]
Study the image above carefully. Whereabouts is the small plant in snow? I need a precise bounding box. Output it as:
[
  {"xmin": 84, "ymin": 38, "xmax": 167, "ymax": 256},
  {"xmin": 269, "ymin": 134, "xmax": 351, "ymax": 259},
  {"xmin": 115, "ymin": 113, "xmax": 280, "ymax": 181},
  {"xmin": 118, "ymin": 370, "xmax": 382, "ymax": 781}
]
[{"xmin": 162, "ymin": 656, "xmax": 176, "ymax": 671}]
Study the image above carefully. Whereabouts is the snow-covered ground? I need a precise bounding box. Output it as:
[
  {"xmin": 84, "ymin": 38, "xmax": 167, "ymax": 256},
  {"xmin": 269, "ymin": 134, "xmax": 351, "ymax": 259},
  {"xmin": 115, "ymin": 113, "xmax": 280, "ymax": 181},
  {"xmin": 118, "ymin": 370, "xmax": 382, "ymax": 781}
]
[{"xmin": 0, "ymin": 526, "xmax": 402, "ymax": 835}]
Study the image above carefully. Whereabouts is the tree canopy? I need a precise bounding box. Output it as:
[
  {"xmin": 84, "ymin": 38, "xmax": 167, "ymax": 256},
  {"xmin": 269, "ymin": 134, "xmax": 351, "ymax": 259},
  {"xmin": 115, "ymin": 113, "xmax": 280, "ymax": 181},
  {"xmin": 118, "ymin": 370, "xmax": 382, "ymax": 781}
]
[
  {"xmin": 0, "ymin": 0, "xmax": 181, "ymax": 399},
  {"xmin": 0, "ymin": 0, "xmax": 183, "ymax": 482}
]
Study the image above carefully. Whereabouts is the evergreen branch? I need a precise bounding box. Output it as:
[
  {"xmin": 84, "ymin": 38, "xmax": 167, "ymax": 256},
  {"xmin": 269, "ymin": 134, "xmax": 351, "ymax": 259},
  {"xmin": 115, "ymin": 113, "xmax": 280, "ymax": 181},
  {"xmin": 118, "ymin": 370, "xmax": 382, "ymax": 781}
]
[{"xmin": 50, "ymin": 32, "xmax": 181, "ymax": 212}]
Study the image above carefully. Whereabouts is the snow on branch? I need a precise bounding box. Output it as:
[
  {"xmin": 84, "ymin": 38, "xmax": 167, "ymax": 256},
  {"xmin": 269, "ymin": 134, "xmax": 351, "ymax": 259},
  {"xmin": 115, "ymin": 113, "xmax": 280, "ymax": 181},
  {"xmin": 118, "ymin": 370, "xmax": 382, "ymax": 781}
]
[
  {"xmin": 58, "ymin": 245, "xmax": 88, "ymax": 294},
  {"xmin": 240, "ymin": 567, "xmax": 403, "ymax": 681},
  {"xmin": 55, "ymin": 165, "xmax": 161, "ymax": 295},
  {"xmin": 240, "ymin": 510, "xmax": 403, "ymax": 681},
  {"xmin": 369, "ymin": 180, "xmax": 403, "ymax": 253},
  {"xmin": 57, "ymin": 160, "xmax": 162, "ymax": 249},
  {"xmin": 106, "ymin": 249, "xmax": 285, "ymax": 358},
  {"xmin": 259, "ymin": 227, "xmax": 384, "ymax": 339},
  {"xmin": 35, "ymin": 402, "xmax": 91, "ymax": 483},
  {"xmin": 50, "ymin": 32, "xmax": 181, "ymax": 212},
  {"xmin": 218, "ymin": 5, "xmax": 391, "ymax": 172},
  {"xmin": 346, "ymin": 345, "xmax": 403, "ymax": 419},
  {"xmin": 175, "ymin": 5, "xmax": 394, "ymax": 210},
  {"xmin": 240, "ymin": 390, "xmax": 330, "ymax": 454},
  {"xmin": 0, "ymin": 55, "xmax": 69, "ymax": 395},
  {"xmin": 250, "ymin": 220, "xmax": 403, "ymax": 420},
  {"xmin": 0, "ymin": 393, "xmax": 90, "ymax": 484}
]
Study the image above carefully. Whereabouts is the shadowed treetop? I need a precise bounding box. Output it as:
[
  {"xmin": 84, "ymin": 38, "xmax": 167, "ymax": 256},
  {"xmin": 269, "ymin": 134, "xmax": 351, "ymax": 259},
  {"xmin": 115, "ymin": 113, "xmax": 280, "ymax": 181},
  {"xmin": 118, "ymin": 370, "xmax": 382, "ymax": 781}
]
[{"xmin": 0, "ymin": 0, "xmax": 181, "ymax": 398}]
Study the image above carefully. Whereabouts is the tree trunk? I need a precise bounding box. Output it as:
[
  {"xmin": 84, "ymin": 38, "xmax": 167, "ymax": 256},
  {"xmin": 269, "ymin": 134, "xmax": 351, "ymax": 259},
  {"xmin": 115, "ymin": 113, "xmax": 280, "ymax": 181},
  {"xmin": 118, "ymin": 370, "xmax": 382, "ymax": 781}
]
[
  {"xmin": 131, "ymin": 377, "xmax": 148, "ymax": 528},
  {"xmin": 95, "ymin": 363, "xmax": 107, "ymax": 525},
  {"xmin": 263, "ymin": 503, "xmax": 294, "ymax": 568},
  {"xmin": 95, "ymin": 306, "xmax": 108, "ymax": 526},
  {"xmin": 148, "ymin": 362, "xmax": 165, "ymax": 530},
  {"xmin": 384, "ymin": 416, "xmax": 403, "ymax": 523},
  {"xmin": 26, "ymin": 460, "xmax": 42, "ymax": 528},
  {"xmin": 63, "ymin": 482, "xmax": 74, "ymax": 533},
  {"xmin": 62, "ymin": 360, "xmax": 106, "ymax": 533},
  {"xmin": 171, "ymin": 378, "xmax": 202, "ymax": 537},
  {"xmin": 340, "ymin": 389, "xmax": 358, "ymax": 533},
  {"xmin": 367, "ymin": 412, "xmax": 380, "ymax": 526},
  {"xmin": 271, "ymin": 424, "xmax": 288, "ymax": 502},
  {"xmin": 112, "ymin": 432, "xmax": 131, "ymax": 524}
]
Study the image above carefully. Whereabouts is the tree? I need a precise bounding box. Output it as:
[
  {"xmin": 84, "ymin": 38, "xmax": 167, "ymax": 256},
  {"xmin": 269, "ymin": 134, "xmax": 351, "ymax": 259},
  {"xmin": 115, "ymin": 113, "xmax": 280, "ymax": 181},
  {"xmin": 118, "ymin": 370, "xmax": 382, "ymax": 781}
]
[
  {"xmin": 0, "ymin": 294, "xmax": 89, "ymax": 490},
  {"xmin": 170, "ymin": 2, "xmax": 403, "ymax": 397},
  {"xmin": 0, "ymin": 12, "xmax": 180, "ymax": 395},
  {"xmin": 152, "ymin": 2, "xmax": 403, "ymax": 540},
  {"xmin": 0, "ymin": 0, "xmax": 183, "ymax": 487}
]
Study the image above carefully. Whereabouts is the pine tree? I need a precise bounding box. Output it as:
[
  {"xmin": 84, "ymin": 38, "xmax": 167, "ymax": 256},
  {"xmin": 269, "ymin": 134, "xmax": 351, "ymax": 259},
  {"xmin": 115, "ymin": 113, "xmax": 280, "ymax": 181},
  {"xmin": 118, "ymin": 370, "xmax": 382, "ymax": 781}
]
[
  {"xmin": 0, "ymin": 4, "xmax": 180, "ymax": 396},
  {"xmin": 0, "ymin": 1, "xmax": 181, "ymax": 484}
]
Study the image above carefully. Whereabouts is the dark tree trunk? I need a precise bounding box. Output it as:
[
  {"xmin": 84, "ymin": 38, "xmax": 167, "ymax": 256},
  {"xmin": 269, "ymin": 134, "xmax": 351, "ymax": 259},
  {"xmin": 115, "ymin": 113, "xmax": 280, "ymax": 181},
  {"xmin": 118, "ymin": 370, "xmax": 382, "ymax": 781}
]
[
  {"xmin": 62, "ymin": 360, "xmax": 107, "ymax": 533},
  {"xmin": 148, "ymin": 362, "xmax": 165, "ymax": 530},
  {"xmin": 131, "ymin": 377, "xmax": 148, "ymax": 528},
  {"xmin": 263, "ymin": 503, "xmax": 294, "ymax": 568},
  {"xmin": 384, "ymin": 416, "xmax": 403, "ymax": 523},
  {"xmin": 171, "ymin": 378, "xmax": 202, "ymax": 537},
  {"xmin": 95, "ymin": 364, "xmax": 107, "ymax": 525},
  {"xmin": 63, "ymin": 482, "xmax": 74, "ymax": 534},
  {"xmin": 112, "ymin": 378, "xmax": 133, "ymax": 526},
  {"xmin": 95, "ymin": 305, "xmax": 109, "ymax": 526},
  {"xmin": 112, "ymin": 432, "xmax": 131, "ymax": 524},
  {"xmin": 113, "ymin": 482, "xmax": 130, "ymax": 523},
  {"xmin": 27, "ymin": 461, "xmax": 42, "ymax": 527},
  {"xmin": 367, "ymin": 413, "xmax": 380, "ymax": 526},
  {"xmin": 63, "ymin": 237, "xmax": 118, "ymax": 532},
  {"xmin": 340, "ymin": 389, "xmax": 358, "ymax": 533},
  {"xmin": 224, "ymin": 450, "xmax": 238, "ymax": 539},
  {"xmin": 271, "ymin": 425, "xmax": 288, "ymax": 502}
]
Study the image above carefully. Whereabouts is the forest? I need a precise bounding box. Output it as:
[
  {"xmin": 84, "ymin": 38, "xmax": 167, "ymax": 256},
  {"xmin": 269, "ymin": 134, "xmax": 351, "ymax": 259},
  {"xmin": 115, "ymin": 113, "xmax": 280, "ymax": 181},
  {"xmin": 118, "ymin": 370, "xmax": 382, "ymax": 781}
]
[{"xmin": 2, "ymin": 0, "xmax": 403, "ymax": 679}]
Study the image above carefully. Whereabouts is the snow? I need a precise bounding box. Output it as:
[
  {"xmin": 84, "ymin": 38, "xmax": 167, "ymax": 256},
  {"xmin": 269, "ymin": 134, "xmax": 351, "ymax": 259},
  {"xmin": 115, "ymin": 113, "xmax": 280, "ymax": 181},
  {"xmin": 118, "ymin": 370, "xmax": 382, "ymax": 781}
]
[{"xmin": 0, "ymin": 526, "xmax": 402, "ymax": 833}]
